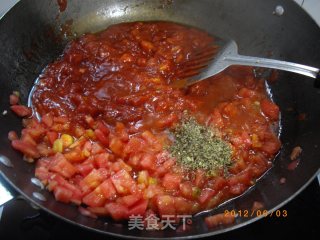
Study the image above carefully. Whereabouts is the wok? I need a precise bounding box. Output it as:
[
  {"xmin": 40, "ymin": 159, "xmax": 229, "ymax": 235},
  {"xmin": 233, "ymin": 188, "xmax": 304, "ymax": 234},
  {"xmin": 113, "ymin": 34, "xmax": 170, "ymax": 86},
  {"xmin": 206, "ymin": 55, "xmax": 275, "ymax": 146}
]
[{"xmin": 0, "ymin": 0, "xmax": 320, "ymax": 238}]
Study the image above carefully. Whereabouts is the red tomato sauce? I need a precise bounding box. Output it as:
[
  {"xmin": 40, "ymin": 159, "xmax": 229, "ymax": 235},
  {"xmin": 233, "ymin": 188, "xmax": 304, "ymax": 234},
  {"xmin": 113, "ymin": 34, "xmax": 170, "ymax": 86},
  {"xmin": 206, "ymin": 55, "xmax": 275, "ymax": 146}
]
[{"xmin": 10, "ymin": 22, "xmax": 281, "ymax": 221}]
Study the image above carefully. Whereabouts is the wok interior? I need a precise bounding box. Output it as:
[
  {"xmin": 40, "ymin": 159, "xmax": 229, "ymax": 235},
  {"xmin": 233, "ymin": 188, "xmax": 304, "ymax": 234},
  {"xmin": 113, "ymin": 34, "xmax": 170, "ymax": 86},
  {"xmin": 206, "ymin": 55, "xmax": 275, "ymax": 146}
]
[{"xmin": 0, "ymin": 0, "xmax": 319, "ymax": 238}]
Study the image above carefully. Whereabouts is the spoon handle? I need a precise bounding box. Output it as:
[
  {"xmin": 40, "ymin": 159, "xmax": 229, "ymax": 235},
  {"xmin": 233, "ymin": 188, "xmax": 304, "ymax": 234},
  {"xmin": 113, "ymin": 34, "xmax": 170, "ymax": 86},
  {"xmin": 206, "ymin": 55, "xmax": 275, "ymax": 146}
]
[{"xmin": 225, "ymin": 54, "xmax": 319, "ymax": 80}]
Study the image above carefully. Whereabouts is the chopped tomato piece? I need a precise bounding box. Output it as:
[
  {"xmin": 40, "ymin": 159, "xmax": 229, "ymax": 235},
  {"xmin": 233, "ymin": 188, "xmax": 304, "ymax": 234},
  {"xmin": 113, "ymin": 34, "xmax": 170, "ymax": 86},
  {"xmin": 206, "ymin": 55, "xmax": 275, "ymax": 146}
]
[
  {"xmin": 111, "ymin": 169, "xmax": 136, "ymax": 195},
  {"xmin": 11, "ymin": 140, "xmax": 40, "ymax": 158},
  {"xmin": 162, "ymin": 173, "xmax": 181, "ymax": 190},
  {"xmin": 10, "ymin": 105, "xmax": 32, "ymax": 117},
  {"xmin": 128, "ymin": 199, "xmax": 148, "ymax": 216},
  {"xmin": 118, "ymin": 194, "xmax": 142, "ymax": 207},
  {"xmin": 198, "ymin": 188, "xmax": 216, "ymax": 204},
  {"xmin": 261, "ymin": 99, "xmax": 279, "ymax": 121},
  {"xmin": 105, "ymin": 202, "xmax": 129, "ymax": 220},
  {"xmin": 205, "ymin": 213, "xmax": 235, "ymax": 228},
  {"xmin": 9, "ymin": 94, "xmax": 19, "ymax": 105},
  {"xmin": 100, "ymin": 179, "xmax": 117, "ymax": 200},
  {"xmin": 156, "ymin": 195, "xmax": 176, "ymax": 217},
  {"xmin": 53, "ymin": 185, "xmax": 73, "ymax": 203},
  {"xmin": 49, "ymin": 153, "xmax": 77, "ymax": 178},
  {"xmin": 82, "ymin": 187, "xmax": 106, "ymax": 207}
]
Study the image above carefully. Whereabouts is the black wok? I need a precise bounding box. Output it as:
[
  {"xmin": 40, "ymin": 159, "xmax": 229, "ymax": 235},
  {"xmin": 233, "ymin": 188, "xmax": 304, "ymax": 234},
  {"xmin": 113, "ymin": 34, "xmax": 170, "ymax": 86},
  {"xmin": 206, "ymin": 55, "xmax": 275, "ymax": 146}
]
[{"xmin": 0, "ymin": 0, "xmax": 319, "ymax": 239}]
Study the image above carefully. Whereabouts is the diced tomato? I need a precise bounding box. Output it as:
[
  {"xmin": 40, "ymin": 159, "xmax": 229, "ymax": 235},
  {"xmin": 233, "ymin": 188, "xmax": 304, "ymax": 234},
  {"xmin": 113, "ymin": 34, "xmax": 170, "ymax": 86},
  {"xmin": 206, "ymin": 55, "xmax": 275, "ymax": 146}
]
[
  {"xmin": 118, "ymin": 194, "xmax": 142, "ymax": 207},
  {"xmin": 212, "ymin": 177, "xmax": 227, "ymax": 191},
  {"xmin": 64, "ymin": 148, "xmax": 86, "ymax": 163},
  {"xmin": 94, "ymin": 153, "xmax": 113, "ymax": 168},
  {"xmin": 109, "ymin": 137, "xmax": 124, "ymax": 156},
  {"xmin": 209, "ymin": 109, "xmax": 224, "ymax": 128},
  {"xmin": 105, "ymin": 202, "xmax": 129, "ymax": 220},
  {"xmin": 124, "ymin": 137, "xmax": 146, "ymax": 155},
  {"xmin": 82, "ymin": 187, "xmax": 106, "ymax": 207},
  {"xmin": 174, "ymin": 197, "xmax": 193, "ymax": 214},
  {"xmin": 96, "ymin": 121, "xmax": 110, "ymax": 136},
  {"xmin": 100, "ymin": 179, "xmax": 117, "ymax": 199},
  {"xmin": 8, "ymin": 131, "xmax": 18, "ymax": 141},
  {"xmin": 140, "ymin": 153, "xmax": 156, "ymax": 171},
  {"xmin": 179, "ymin": 181, "xmax": 194, "ymax": 200},
  {"xmin": 162, "ymin": 173, "xmax": 181, "ymax": 190},
  {"xmin": 198, "ymin": 188, "xmax": 216, "ymax": 204},
  {"xmin": 144, "ymin": 184, "xmax": 164, "ymax": 199},
  {"xmin": 49, "ymin": 153, "xmax": 77, "ymax": 178},
  {"xmin": 80, "ymin": 169, "xmax": 104, "ymax": 193},
  {"xmin": 238, "ymin": 87, "xmax": 257, "ymax": 98},
  {"xmin": 41, "ymin": 113, "xmax": 54, "ymax": 127},
  {"xmin": 10, "ymin": 105, "xmax": 32, "ymax": 117},
  {"xmin": 9, "ymin": 94, "xmax": 19, "ymax": 105},
  {"xmin": 128, "ymin": 199, "xmax": 148, "ymax": 216},
  {"xmin": 94, "ymin": 129, "xmax": 109, "ymax": 146},
  {"xmin": 53, "ymin": 185, "xmax": 73, "ymax": 203},
  {"xmin": 261, "ymin": 99, "xmax": 279, "ymax": 121},
  {"xmin": 46, "ymin": 131, "xmax": 59, "ymax": 145},
  {"xmin": 205, "ymin": 213, "xmax": 235, "ymax": 228},
  {"xmin": 111, "ymin": 169, "xmax": 136, "ymax": 195},
  {"xmin": 260, "ymin": 138, "xmax": 281, "ymax": 155},
  {"xmin": 91, "ymin": 142, "xmax": 105, "ymax": 154},
  {"xmin": 115, "ymin": 122, "xmax": 129, "ymax": 142},
  {"xmin": 87, "ymin": 207, "xmax": 109, "ymax": 216},
  {"xmin": 156, "ymin": 195, "xmax": 176, "ymax": 217},
  {"xmin": 111, "ymin": 159, "xmax": 132, "ymax": 173},
  {"xmin": 194, "ymin": 170, "xmax": 206, "ymax": 188},
  {"xmin": 76, "ymin": 163, "xmax": 94, "ymax": 177},
  {"xmin": 11, "ymin": 140, "xmax": 40, "ymax": 158}
]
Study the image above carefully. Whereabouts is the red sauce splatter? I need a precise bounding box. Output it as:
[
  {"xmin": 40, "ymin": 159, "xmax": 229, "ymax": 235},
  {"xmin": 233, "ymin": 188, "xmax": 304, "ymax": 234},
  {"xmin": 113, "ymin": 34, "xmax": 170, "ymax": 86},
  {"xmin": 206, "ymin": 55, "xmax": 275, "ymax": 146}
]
[
  {"xmin": 57, "ymin": 0, "xmax": 67, "ymax": 12},
  {"xmin": 287, "ymin": 160, "xmax": 300, "ymax": 171}
]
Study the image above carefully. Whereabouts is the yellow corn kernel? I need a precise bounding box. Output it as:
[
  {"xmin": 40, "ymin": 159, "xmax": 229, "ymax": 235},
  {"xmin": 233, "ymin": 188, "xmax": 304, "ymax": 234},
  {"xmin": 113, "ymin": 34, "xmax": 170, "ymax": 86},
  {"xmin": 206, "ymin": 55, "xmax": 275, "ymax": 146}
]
[
  {"xmin": 82, "ymin": 149, "xmax": 91, "ymax": 158},
  {"xmin": 13, "ymin": 91, "xmax": 20, "ymax": 97},
  {"xmin": 148, "ymin": 177, "xmax": 157, "ymax": 185},
  {"xmin": 53, "ymin": 139, "xmax": 63, "ymax": 153},
  {"xmin": 60, "ymin": 134, "xmax": 74, "ymax": 148},
  {"xmin": 137, "ymin": 171, "xmax": 149, "ymax": 185},
  {"xmin": 251, "ymin": 134, "xmax": 262, "ymax": 148},
  {"xmin": 85, "ymin": 129, "xmax": 96, "ymax": 139}
]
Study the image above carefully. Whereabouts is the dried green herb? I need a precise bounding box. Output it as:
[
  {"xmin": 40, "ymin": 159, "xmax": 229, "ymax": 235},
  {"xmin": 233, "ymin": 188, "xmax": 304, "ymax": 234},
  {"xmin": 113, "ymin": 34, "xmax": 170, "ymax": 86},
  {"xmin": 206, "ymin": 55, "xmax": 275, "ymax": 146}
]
[{"xmin": 169, "ymin": 118, "xmax": 232, "ymax": 175}]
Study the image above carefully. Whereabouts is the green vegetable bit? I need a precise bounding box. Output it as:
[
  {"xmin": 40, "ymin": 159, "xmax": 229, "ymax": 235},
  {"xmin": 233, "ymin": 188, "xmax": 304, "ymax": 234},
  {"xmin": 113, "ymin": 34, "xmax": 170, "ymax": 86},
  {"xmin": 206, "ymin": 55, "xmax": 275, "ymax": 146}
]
[{"xmin": 169, "ymin": 118, "xmax": 232, "ymax": 175}]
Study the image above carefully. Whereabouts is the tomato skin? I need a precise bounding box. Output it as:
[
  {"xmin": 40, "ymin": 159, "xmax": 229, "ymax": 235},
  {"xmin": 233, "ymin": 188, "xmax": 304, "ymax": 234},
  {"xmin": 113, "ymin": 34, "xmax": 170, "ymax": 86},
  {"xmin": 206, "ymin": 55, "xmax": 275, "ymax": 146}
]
[
  {"xmin": 105, "ymin": 202, "xmax": 129, "ymax": 220},
  {"xmin": 261, "ymin": 99, "xmax": 279, "ymax": 121},
  {"xmin": 162, "ymin": 173, "xmax": 181, "ymax": 190}
]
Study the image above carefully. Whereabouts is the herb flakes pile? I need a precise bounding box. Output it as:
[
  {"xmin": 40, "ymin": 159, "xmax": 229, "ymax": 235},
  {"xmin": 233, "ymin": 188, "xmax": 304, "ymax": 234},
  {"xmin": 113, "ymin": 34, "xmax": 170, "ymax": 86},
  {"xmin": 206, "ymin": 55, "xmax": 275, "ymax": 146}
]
[{"xmin": 169, "ymin": 118, "xmax": 232, "ymax": 175}]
